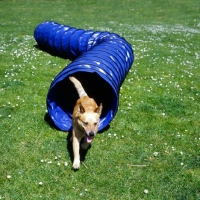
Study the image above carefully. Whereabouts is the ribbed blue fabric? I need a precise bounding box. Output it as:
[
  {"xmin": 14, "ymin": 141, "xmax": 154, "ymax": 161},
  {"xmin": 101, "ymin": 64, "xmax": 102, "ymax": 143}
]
[{"xmin": 34, "ymin": 21, "xmax": 134, "ymax": 131}]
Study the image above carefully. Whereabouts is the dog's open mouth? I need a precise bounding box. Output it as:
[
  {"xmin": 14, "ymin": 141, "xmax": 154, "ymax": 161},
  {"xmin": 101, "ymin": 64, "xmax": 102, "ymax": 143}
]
[{"xmin": 86, "ymin": 136, "xmax": 94, "ymax": 143}]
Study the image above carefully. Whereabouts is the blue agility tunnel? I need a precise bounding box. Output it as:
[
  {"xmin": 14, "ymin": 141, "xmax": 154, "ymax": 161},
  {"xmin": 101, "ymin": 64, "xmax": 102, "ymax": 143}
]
[{"xmin": 34, "ymin": 21, "xmax": 134, "ymax": 131}]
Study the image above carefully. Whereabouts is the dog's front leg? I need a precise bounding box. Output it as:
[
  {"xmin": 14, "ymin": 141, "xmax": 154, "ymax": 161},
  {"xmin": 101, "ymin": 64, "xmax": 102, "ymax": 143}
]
[{"xmin": 72, "ymin": 130, "xmax": 82, "ymax": 169}]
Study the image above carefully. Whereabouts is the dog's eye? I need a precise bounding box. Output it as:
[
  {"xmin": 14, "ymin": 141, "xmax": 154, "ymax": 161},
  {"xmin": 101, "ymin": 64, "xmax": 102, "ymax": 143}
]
[
  {"xmin": 94, "ymin": 122, "xmax": 97, "ymax": 126},
  {"xmin": 83, "ymin": 121, "xmax": 88, "ymax": 126}
]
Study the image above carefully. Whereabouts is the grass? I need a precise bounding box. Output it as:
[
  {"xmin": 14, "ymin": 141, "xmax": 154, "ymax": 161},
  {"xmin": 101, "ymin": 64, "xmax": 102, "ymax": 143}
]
[{"xmin": 0, "ymin": 0, "xmax": 200, "ymax": 199}]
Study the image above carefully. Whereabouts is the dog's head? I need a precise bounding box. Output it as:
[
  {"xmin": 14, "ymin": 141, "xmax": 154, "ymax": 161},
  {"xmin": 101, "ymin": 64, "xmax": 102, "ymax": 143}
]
[{"xmin": 77, "ymin": 103, "xmax": 103, "ymax": 143}]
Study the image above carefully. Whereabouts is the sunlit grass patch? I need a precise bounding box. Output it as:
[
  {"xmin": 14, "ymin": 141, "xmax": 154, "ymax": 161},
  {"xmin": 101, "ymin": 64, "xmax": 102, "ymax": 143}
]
[{"xmin": 0, "ymin": 0, "xmax": 200, "ymax": 199}]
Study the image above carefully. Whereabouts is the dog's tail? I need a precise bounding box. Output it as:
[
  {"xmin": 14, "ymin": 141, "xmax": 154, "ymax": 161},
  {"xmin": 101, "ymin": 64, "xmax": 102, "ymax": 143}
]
[{"xmin": 69, "ymin": 76, "xmax": 87, "ymax": 98}]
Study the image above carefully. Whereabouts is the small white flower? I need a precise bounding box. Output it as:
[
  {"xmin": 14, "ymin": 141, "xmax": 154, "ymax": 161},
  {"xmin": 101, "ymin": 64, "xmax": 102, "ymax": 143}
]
[
  {"xmin": 48, "ymin": 161, "xmax": 52, "ymax": 164},
  {"xmin": 39, "ymin": 182, "xmax": 43, "ymax": 186},
  {"xmin": 7, "ymin": 175, "xmax": 11, "ymax": 179},
  {"xmin": 8, "ymin": 115, "xmax": 11, "ymax": 118},
  {"xmin": 113, "ymin": 133, "xmax": 117, "ymax": 137},
  {"xmin": 153, "ymin": 152, "xmax": 158, "ymax": 157},
  {"xmin": 144, "ymin": 189, "xmax": 148, "ymax": 194},
  {"xmin": 181, "ymin": 162, "xmax": 184, "ymax": 166},
  {"xmin": 64, "ymin": 162, "xmax": 68, "ymax": 166},
  {"xmin": 41, "ymin": 159, "xmax": 44, "ymax": 163},
  {"xmin": 57, "ymin": 162, "xmax": 60, "ymax": 166},
  {"xmin": 55, "ymin": 156, "xmax": 58, "ymax": 160}
]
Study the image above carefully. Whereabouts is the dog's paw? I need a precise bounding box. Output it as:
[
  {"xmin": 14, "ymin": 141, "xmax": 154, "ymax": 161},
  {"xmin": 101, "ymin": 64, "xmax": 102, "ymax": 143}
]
[{"xmin": 72, "ymin": 160, "xmax": 80, "ymax": 169}]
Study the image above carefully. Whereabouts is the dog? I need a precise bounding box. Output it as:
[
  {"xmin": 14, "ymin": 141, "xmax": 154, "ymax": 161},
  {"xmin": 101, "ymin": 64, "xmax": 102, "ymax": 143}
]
[{"xmin": 69, "ymin": 76, "xmax": 103, "ymax": 169}]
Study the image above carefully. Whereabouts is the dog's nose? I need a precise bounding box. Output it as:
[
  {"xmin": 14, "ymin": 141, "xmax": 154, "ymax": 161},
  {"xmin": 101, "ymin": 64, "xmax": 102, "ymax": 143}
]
[{"xmin": 89, "ymin": 132, "xmax": 94, "ymax": 136}]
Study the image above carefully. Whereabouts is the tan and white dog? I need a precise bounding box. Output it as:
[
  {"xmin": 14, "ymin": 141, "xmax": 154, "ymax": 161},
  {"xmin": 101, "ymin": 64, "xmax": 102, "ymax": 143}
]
[{"xmin": 69, "ymin": 76, "xmax": 103, "ymax": 169}]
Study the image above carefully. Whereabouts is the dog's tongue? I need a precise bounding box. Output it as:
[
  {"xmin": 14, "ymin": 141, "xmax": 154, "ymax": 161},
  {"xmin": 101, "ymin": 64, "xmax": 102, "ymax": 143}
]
[{"xmin": 87, "ymin": 136, "xmax": 93, "ymax": 143}]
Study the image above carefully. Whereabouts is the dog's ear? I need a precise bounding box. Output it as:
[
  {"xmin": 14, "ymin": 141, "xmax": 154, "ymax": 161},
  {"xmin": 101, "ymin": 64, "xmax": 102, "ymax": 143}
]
[
  {"xmin": 78, "ymin": 103, "xmax": 85, "ymax": 114},
  {"xmin": 95, "ymin": 103, "xmax": 103, "ymax": 116}
]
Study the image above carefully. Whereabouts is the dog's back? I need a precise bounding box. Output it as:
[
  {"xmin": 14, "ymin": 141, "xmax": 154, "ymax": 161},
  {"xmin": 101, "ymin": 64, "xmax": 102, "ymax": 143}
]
[{"xmin": 69, "ymin": 76, "xmax": 87, "ymax": 98}]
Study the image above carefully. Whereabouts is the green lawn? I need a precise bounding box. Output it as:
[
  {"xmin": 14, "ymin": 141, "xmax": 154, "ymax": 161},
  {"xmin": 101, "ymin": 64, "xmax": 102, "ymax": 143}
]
[{"xmin": 0, "ymin": 0, "xmax": 199, "ymax": 199}]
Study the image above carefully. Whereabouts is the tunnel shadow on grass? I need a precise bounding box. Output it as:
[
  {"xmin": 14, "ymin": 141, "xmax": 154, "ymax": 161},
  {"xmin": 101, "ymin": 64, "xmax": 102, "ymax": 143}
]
[{"xmin": 34, "ymin": 44, "xmax": 74, "ymax": 60}]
